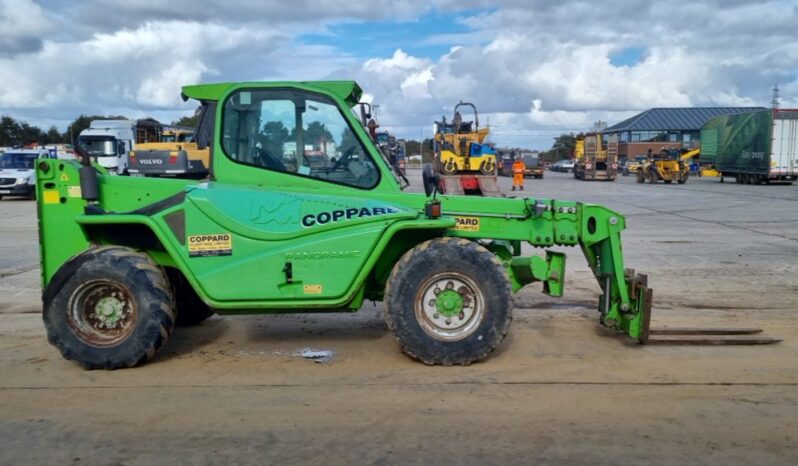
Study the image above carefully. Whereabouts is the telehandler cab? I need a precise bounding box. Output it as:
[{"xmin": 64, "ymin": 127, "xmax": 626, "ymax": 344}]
[{"xmin": 35, "ymin": 81, "xmax": 778, "ymax": 369}]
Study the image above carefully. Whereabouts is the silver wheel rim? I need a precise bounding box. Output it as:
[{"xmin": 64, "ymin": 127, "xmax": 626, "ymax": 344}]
[
  {"xmin": 414, "ymin": 272, "xmax": 484, "ymax": 341},
  {"xmin": 67, "ymin": 279, "xmax": 137, "ymax": 347}
]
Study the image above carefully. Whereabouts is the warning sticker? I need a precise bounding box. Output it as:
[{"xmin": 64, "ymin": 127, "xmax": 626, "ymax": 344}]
[
  {"xmin": 187, "ymin": 233, "xmax": 232, "ymax": 257},
  {"xmin": 454, "ymin": 216, "xmax": 480, "ymax": 232},
  {"xmin": 68, "ymin": 186, "xmax": 82, "ymax": 198},
  {"xmin": 303, "ymin": 284, "xmax": 323, "ymax": 294},
  {"xmin": 43, "ymin": 190, "xmax": 59, "ymax": 204}
]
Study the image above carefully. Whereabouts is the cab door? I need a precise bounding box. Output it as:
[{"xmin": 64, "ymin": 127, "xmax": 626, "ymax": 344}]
[{"xmin": 181, "ymin": 87, "xmax": 404, "ymax": 304}]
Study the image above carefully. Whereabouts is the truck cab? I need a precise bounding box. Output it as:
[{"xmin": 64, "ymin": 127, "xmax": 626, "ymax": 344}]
[{"xmin": 77, "ymin": 119, "xmax": 161, "ymax": 175}]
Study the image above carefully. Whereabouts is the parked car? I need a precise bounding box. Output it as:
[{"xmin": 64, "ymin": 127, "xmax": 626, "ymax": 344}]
[
  {"xmin": 0, "ymin": 149, "xmax": 53, "ymax": 200},
  {"xmin": 550, "ymin": 159, "xmax": 575, "ymax": 173}
]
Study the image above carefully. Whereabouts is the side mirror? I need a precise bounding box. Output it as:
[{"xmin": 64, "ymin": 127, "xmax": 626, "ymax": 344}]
[
  {"xmin": 118, "ymin": 141, "xmax": 126, "ymax": 155},
  {"xmin": 422, "ymin": 163, "xmax": 439, "ymax": 197}
]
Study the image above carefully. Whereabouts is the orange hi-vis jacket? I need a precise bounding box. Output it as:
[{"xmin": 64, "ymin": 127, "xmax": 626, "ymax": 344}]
[{"xmin": 512, "ymin": 160, "xmax": 525, "ymax": 185}]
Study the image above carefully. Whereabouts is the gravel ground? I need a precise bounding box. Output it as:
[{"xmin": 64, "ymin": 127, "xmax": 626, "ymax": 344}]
[{"xmin": 1, "ymin": 170, "xmax": 796, "ymax": 465}]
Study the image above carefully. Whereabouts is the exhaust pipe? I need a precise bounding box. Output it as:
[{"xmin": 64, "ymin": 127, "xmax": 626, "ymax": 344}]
[{"xmin": 73, "ymin": 145, "xmax": 101, "ymax": 205}]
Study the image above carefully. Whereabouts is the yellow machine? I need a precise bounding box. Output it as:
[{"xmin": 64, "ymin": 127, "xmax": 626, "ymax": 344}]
[
  {"xmin": 637, "ymin": 148, "xmax": 689, "ymax": 184},
  {"xmin": 624, "ymin": 156, "xmax": 647, "ymax": 174},
  {"xmin": 127, "ymin": 127, "xmax": 210, "ymax": 178},
  {"xmin": 574, "ymin": 132, "xmax": 618, "ymax": 181},
  {"xmin": 574, "ymin": 136, "xmax": 584, "ymax": 160},
  {"xmin": 433, "ymin": 102, "xmax": 497, "ymax": 176},
  {"xmin": 676, "ymin": 148, "xmax": 719, "ymax": 177}
]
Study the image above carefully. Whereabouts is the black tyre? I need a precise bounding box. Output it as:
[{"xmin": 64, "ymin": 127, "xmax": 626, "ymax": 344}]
[
  {"xmin": 636, "ymin": 170, "xmax": 644, "ymax": 183},
  {"xmin": 384, "ymin": 237, "xmax": 513, "ymax": 366},
  {"xmin": 166, "ymin": 268, "xmax": 215, "ymax": 326},
  {"xmin": 43, "ymin": 246, "xmax": 175, "ymax": 369},
  {"xmin": 441, "ymin": 160, "xmax": 457, "ymax": 176}
]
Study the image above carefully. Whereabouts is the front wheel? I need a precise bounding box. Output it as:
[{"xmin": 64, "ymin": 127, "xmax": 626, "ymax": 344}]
[
  {"xmin": 384, "ymin": 238, "xmax": 513, "ymax": 366},
  {"xmin": 441, "ymin": 159, "xmax": 458, "ymax": 176},
  {"xmin": 43, "ymin": 247, "xmax": 176, "ymax": 369}
]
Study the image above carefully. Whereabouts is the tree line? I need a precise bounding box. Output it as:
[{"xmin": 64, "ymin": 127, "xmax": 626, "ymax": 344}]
[
  {"xmin": 0, "ymin": 113, "xmax": 199, "ymax": 147},
  {"xmin": 1, "ymin": 112, "xmax": 582, "ymax": 163}
]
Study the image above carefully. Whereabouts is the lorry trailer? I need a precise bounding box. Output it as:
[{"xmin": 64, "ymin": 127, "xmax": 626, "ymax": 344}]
[{"xmin": 701, "ymin": 109, "xmax": 797, "ymax": 185}]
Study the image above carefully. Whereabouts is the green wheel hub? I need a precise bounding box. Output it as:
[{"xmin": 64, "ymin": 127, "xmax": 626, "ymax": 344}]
[
  {"xmin": 95, "ymin": 296, "xmax": 125, "ymax": 325},
  {"xmin": 414, "ymin": 272, "xmax": 485, "ymax": 342},
  {"xmin": 436, "ymin": 289, "xmax": 464, "ymax": 317},
  {"xmin": 67, "ymin": 279, "xmax": 138, "ymax": 347}
]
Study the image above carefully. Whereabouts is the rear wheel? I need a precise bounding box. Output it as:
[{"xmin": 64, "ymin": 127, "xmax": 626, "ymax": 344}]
[
  {"xmin": 43, "ymin": 247, "xmax": 175, "ymax": 369},
  {"xmin": 636, "ymin": 170, "xmax": 644, "ymax": 183},
  {"xmin": 384, "ymin": 238, "xmax": 513, "ymax": 366},
  {"xmin": 479, "ymin": 159, "xmax": 496, "ymax": 175}
]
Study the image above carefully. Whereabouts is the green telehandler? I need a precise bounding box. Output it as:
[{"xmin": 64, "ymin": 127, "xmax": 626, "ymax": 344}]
[{"xmin": 35, "ymin": 81, "xmax": 778, "ymax": 369}]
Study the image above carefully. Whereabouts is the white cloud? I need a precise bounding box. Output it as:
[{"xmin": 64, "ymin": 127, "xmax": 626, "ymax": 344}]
[
  {"xmin": 346, "ymin": 1, "xmax": 798, "ymax": 147},
  {"xmin": 0, "ymin": 0, "xmax": 54, "ymax": 55},
  {"xmin": 0, "ymin": 20, "xmax": 290, "ymax": 121},
  {"xmin": 1, "ymin": 0, "xmax": 796, "ymax": 149}
]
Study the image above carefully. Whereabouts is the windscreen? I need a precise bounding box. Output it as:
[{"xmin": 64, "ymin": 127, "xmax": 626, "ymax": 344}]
[
  {"xmin": 0, "ymin": 153, "xmax": 38, "ymax": 169},
  {"xmin": 78, "ymin": 137, "xmax": 116, "ymax": 157}
]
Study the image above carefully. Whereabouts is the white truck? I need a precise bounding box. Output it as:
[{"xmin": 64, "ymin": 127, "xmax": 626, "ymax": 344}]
[{"xmin": 76, "ymin": 119, "xmax": 160, "ymax": 175}]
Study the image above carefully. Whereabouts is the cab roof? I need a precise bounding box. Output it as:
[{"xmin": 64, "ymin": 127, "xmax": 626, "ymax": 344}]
[{"xmin": 181, "ymin": 81, "xmax": 364, "ymax": 108}]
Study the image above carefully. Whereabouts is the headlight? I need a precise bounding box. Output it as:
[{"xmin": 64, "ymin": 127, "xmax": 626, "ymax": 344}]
[{"xmin": 16, "ymin": 177, "xmax": 30, "ymax": 185}]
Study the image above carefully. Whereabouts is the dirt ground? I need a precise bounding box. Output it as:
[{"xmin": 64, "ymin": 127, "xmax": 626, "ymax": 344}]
[{"xmin": 1, "ymin": 170, "xmax": 797, "ymax": 465}]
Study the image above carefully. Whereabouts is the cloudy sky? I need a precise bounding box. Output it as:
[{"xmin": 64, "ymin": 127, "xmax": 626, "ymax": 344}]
[{"xmin": 1, "ymin": 0, "xmax": 796, "ymax": 149}]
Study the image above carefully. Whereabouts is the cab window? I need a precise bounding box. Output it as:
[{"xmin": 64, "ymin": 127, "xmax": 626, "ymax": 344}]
[{"xmin": 222, "ymin": 89, "xmax": 379, "ymax": 189}]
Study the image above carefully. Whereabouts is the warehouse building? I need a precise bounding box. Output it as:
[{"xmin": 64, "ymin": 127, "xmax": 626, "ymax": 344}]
[{"xmin": 603, "ymin": 107, "xmax": 765, "ymax": 161}]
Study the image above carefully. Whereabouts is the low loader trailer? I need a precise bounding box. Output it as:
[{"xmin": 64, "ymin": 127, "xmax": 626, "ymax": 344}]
[{"xmin": 36, "ymin": 80, "xmax": 779, "ymax": 369}]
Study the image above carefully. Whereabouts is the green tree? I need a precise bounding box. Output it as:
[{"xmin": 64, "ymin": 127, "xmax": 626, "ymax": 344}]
[
  {"xmin": 541, "ymin": 133, "xmax": 578, "ymax": 162},
  {"xmin": 45, "ymin": 126, "xmax": 63, "ymax": 144},
  {"xmin": 0, "ymin": 116, "xmax": 47, "ymax": 146},
  {"xmin": 0, "ymin": 116, "xmax": 19, "ymax": 146},
  {"xmin": 338, "ymin": 127, "xmax": 359, "ymax": 153},
  {"xmin": 259, "ymin": 121, "xmax": 290, "ymax": 157},
  {"xmin": 171, "ymin": 106, "xmax": 202, "ymax": 128},
  {"xmin": 304, "ymin": 121, "xmax": 334, "ymax": 149}
]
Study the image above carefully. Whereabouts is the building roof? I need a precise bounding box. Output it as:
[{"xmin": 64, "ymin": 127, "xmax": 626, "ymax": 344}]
[{"xmin": 605, "ymin": 107, "xmax": 766, "ymax": 132}]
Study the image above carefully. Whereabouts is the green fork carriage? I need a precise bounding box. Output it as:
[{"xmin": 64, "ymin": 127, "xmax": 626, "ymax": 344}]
[{"xmin": 35, "ymin": 81, "xmax": 778, "ymax": 369}]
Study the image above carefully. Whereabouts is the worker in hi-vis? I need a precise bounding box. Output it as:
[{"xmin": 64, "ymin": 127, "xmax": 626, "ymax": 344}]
[{"xmin": 512, "ymin": 156, "xmax": 525, "ymax": 191}]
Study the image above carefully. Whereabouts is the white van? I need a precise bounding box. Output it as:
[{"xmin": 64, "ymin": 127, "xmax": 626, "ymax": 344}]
[{"xmin": 0, "ymin": 149, "xmax": 53, "ymax": 200}]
